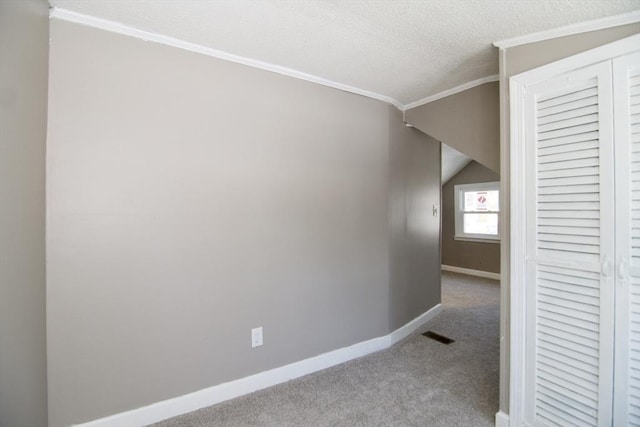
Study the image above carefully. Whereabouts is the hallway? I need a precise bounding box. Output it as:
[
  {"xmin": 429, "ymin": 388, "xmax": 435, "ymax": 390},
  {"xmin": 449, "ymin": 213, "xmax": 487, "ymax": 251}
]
[{"xmin": 154, "ymin": 271, "xmax": 500, "ymax": 426}]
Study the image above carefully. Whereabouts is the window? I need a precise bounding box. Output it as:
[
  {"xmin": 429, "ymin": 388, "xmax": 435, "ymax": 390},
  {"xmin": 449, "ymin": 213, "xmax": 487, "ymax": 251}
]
[{"xmin": 454, "ymin": 181, "xmax": 499, "ymax": 242}]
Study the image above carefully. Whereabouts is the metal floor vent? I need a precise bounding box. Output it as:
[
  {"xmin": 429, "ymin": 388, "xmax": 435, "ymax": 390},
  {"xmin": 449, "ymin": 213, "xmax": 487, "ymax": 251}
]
[{"xmin": 421, "ymin": 331, "xmax": 455, "ymax": 345}]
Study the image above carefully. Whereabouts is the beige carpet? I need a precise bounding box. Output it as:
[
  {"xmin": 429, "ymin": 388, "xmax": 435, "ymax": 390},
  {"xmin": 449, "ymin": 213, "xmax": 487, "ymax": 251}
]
[{"xmin": 152, "ymin": 271, "xmax": 500, "ymax": 426}]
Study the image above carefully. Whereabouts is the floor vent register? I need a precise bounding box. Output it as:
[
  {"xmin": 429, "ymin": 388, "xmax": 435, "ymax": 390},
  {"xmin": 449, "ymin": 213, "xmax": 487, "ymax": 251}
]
[{"xmin": 421, "ymin": 331, "xmax": 455, "ymax": 345}]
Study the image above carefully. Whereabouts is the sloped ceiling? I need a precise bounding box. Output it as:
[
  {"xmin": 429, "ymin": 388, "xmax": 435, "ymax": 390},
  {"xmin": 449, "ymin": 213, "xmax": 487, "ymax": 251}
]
[
  {"xmin": 442, "ymin": 144, "xmax": 472, "ymax": 185},
  {"xmin": 51, "ymin": 0, "xmax": 639, "ymax": 106}
]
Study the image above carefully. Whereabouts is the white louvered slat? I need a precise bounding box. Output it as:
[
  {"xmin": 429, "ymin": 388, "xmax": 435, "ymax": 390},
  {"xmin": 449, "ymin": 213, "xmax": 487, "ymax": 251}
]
[
  {"xmin": 529, "ymin": 69, "xmax": 610, "ymax": 427},
  {"xmin": 538, "ymin": 296, "xmax": 601, "ymax": 322},
  {"xmin": 538, "ymin": 131, "xmax": 599, "ymax": 149},
  {"xmin": 537, "ymin": 104, "xmax": 598, "ymax": 125},
  {"xmin": 538, "ymin": 383, "xmax": 598, "ymax": 418},
  {"xmin": 536, "ymin": 264, "xmax": 602, "ymax": 425},
  {"xmin": 538, "ymin": 217, "xmax": 599, "ymax": 229},
  {"xmin": 537, "ymin": 210, "xmax": 599, "ymax": 219},
  {"xmin": 537, "ymin": 84, "xmax": 600, "ymax": 270},
  {"xmin": 538, "ymin": 156, "xmax": 599, "ymax": 171},
  {"xmin": 538, "ymin": 233, "xmax": 599, "ymax": 246},
  {"xmin": 537, "ymin": 82, "xmax": 598, "ymax": 109},
  {"xmin": 538, "ymin": 353, "xmax": 599, "ymax": 385},
  {"xmin": 539, "ymin": 122, "xmax": 599, "ymax": 141},
  {"xmin": 537, "ymin": 95, "xmax": 599, "ymax": 120},
  {"xmin": 538, "ymin": 166, "xmax": 599, "ymax": 180},
  {"xmin": 538, "ymin": 192, "xmax": 599, "ymax": 202},
  {"xmin": 538, "ymin": 225, "xmax": 599, "ymax": 236},
  {"xmin": 538, "ymin": 268, "xmax": 600, "ymax": 288},
  {"xmin": 538, "ymin": 104, "xmax": 598, "ymax": 126},
  {"xmin": 539, "ymin": 147, "xmax": 599, "ymax": 164},
  {"xmin": 537, "ymin": 286, "xmax": 599, "ymax": 308},
  {"xmin": 538, "ymin": 327, "xmax": 599, "ymax": 356},
  {"xmin": 537, "ymin": 368, "xmax": 599, "ymax": 401},
  {"xmin": 538, "ymin": 139, "xmax": 599, "ymax": 157},
  {"xmin": 537, "ymin": 396, "xmax": 597, "ymax": 426},
  {"xmin": 538, "ymin": 243, "xmax": 599, "ymax": 259},
  {"xmin": 538, "ymin": 182, "xmax": 599, "ymax": 194},
  {"xmin": 538, "ymin": 346, "xmax": 598, "ymax": 378},
  {"xmin": 538, "ymin": 201, "xmax": 599, "ymax": 211},
  {"xmin": 537, "ymin": 113, "xmax": 599, "ymax": 133},
  {"xmin": 538, "ymin": 175, "xmax": 599, "ymax": 187},
  {"xmin": 537, "ymin": 315, "xmax": 600, "ymax": 343},
  {"xmin": 538, "ymin": 305, "xmax": 599, "ymax": 331}
]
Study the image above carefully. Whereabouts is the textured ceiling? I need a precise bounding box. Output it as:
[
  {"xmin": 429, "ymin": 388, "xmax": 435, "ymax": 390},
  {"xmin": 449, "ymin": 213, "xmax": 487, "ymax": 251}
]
[{"xmin": 51, "ymin": 0, "xmax": 639, "ymax": 105}]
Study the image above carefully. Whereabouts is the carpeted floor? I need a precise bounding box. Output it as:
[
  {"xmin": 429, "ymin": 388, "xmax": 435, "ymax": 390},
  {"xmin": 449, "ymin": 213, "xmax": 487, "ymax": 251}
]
[{"xmin": 152, "ymin": 271, "xmax": 500, "ymax": 426}]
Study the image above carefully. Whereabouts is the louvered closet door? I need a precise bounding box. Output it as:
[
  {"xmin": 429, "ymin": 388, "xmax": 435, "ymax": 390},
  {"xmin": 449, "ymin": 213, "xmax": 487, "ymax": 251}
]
[
  {"xmin": 523, "ymin": 61, "xmax": 615, "ymax": 427},
  {"xmin": 614, "ymin": 51, "xmax": 640, "ymax": 427}
]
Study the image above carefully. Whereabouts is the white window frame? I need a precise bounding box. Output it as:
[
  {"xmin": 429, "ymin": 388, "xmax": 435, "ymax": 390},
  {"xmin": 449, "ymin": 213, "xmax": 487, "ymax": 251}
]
[{"xmin": 454, "ymin": 181, "xmax": 500, "ymax": 243}]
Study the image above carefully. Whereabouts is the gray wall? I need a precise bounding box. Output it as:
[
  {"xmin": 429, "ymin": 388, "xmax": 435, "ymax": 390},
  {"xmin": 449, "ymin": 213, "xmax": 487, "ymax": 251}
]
[
  {"xmin": 47, "ymin": 19, "xmax": 441, "ymax": 426},
  {"xmin": 497, "ymin": 22, "xmax": 640, "ymax": 415},
  {"xmin": 0, "ymin": 1, "xmax": 49, "ymax": 427},
  {"xmin": 388, "ymin": 107, "xmax": 441, "ymax": 331},
  {"xmin": 504, "ymin": 23, "xmax": 640, "ymax": 77},
  {"xmin": 404, "ymin": 82, "xmax": 500, "ymax": 174},
  {"xmin": 442, "ymin": 161, "xmax": 500, "ymax": 274}
]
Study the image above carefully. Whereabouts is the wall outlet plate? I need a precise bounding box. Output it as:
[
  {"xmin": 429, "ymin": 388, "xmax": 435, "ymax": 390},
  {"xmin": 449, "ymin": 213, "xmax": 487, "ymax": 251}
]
[{"xmin": 251, "ymin": 327, "xmax": 263, "ymax": 348}]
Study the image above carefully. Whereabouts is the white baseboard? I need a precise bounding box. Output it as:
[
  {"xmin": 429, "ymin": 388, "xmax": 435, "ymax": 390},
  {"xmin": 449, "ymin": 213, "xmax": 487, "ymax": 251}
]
[
  {"xmin": 390, "ymin": 304, "xmax": 443, "ymax": 345},
  {"xmin": 441, "ymin": 264, "xmax": 501, "ymax": 281},
  {"xmin": 495, "ymin": 410, "xmax": 510, "ymax": 427},
  {"xmin": 74, "ymin": 304, "xmax": 443, "ymax": 427}
]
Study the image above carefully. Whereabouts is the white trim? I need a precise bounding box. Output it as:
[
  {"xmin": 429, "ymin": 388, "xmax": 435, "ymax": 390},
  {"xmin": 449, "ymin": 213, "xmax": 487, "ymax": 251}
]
[
  {"xmin": 454, "ymin": 236, "xmax": 500, "ymax": 244},
  {"xmin": 73, "ymin": 304, "xmax": 442, "ymax": 427},
  {"xmin": 494, "ymin": 10, "xmax": 640, "ymax": 49},
  {"xmin": 441, "ymin": 265, "xmax": 501, "ymax": 281},
  {"xmin": 508, "ymin": 67, "xmax": 527, "ymax": 427},
  {"xmin": 495, "ymin": 410, "xmax": 510, "ymax": 427},
  {"xmin": 389, "ymin": 304, "xmax": 443, "ymax": 345},
  {"xmin": 403, "ymin": 75, "xmax": 499, "ymax": 110},
  {"xmin": 612, "ymin": 51, "xmax": 640, "ymax": 427},
  {"xmin": 497, "ymin": 44, "xmax": 510, "ymax": 415},
  {"xmin": 49, "ymin": 8, "xmax": 405, "ymax": 110}
]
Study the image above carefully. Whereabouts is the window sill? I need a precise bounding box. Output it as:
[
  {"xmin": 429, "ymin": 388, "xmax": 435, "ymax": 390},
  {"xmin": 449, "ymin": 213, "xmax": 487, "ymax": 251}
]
[{"xmin": 454, "ymin": 236, "xmax": 501, "ymax": 244}]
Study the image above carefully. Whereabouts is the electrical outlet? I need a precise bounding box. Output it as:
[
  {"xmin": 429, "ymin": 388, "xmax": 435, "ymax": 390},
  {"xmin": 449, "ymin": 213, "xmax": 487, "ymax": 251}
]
[
  {"xmin": 433, "ymin": 204, "xmax": 439, "ymax": 217},
  {"xmin": 251, "ymin": 327, "xmax": 263, "ymax": 348}
]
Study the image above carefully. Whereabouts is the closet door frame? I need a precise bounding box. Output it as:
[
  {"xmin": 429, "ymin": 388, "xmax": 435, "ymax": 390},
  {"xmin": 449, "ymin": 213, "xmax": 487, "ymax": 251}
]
[
  {"xmin": 509, "ymin": 34, "xmax": 640, "ymax": 426},
  {"xmin": 613, "ymin": 51, "xmax": 640, "ymax": 427}
]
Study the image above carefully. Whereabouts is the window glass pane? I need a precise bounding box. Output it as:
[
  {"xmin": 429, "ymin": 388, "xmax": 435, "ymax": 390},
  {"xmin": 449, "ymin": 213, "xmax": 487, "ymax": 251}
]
[
  {"xmin": 463, "ymin": 213, "xmax": 498, "ymax": 235},
  {"xmin": 464, "ymin": 190, "xmax": 499, "ymax": 212}
]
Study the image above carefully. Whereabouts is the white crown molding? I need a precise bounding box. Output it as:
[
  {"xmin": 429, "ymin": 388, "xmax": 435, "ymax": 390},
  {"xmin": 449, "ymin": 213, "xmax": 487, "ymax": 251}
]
[
  {"xmin": 48, "ymin": 8, "xmax": 512, "ymax": 112},
  {"xmin": 402, "ymin": 75, "xmax": 499, "ymax": 111},
  {"xmin": 47, "ymin": 8, "xmax": 640, "ymax": 114},
  {"xmin": 493, "ymin": 10, "xmax": 640, "ymax": 49},
  {"xmin": 73, "ymin": 303, "xmax": 442, "ymax": 427},
  {"xmin": 49, "ymin": 8, "xmax": 405, "ymax": 110}
]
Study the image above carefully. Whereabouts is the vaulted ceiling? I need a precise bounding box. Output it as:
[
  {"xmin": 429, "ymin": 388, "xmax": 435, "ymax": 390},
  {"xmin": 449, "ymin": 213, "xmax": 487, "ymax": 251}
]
[{"xmin": 51, "ymin": 0, "xmax": 638, "ymax": 107}]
